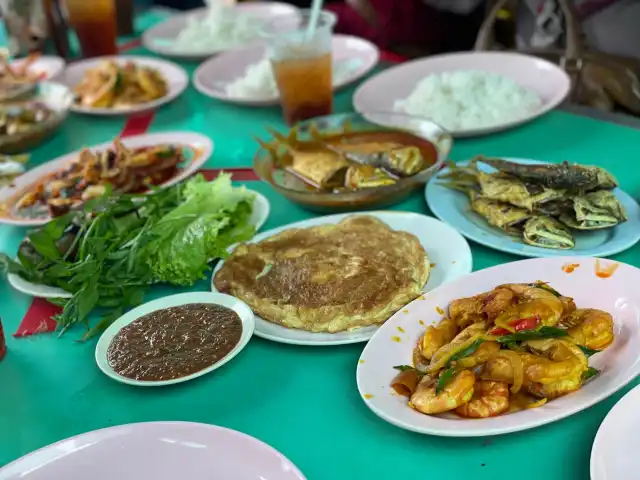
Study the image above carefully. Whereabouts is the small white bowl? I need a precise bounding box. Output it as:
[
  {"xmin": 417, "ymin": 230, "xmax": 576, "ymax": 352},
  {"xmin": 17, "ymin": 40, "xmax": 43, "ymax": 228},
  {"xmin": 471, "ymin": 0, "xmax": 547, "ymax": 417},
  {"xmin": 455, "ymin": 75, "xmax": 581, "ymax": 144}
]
[{"xmin": 95, "ymin": 292, "xmax": 255, "ymax": 387}]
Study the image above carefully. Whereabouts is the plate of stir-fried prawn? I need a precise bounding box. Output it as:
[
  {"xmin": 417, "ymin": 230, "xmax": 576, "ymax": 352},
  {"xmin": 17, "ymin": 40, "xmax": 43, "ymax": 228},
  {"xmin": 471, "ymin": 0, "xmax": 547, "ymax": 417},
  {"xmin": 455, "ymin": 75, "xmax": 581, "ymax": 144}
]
[
  {"xmin": 0, "ymin": 53, "xmax": 65, "ymax": 100},
  {"xmin": 357, "ymin": 257, "xmax": 640, "ymax": 436},
  {"xmin": 0, "ymin": 131, "xmax": 213, "ymax": 226},
  {"xmin": 62, "ymin": 56, "xmax": 188, "ymax": 115}
]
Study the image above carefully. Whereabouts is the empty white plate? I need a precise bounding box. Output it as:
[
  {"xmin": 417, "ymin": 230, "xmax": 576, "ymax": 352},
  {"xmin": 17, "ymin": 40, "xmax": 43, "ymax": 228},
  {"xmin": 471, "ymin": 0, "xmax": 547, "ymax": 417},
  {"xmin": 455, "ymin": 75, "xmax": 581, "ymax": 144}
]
[
  {"xmin": 211, "ymin": 211, "xmax": 473, "ymax": 346},
  {"xmin": 193, "ymin": 35, "xmax": 379, "ymax": 106},
  {"xmin": 61, "ymin": 55, "xmax": 188, "ymax": 115},
  {"xmin": 95, "ymin": 292, "xmax": 255, "ymax": 387},
  {"xmin": 357, "ymin": 256, "xmax": 640, "ymax": 437},
  {"xmin": 591, "ymin": 384, "xmax": 640, "ymax": 480},
  {"xmin": 0, "ymin": 421, "xmax": 306, "ymax": 480}
]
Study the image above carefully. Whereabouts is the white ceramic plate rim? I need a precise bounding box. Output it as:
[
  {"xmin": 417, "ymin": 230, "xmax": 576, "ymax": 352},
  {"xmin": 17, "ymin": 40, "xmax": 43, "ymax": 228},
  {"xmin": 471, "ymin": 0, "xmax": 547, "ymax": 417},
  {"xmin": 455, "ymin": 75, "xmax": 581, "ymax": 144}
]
[
  {"xmin": 193, "ymin": 35, "xmax": 380, "ymax": 106},
  {"xmin": 62, "ymin": 55, "xmax": 188, "ymax": 116},
  {"xmin": 211, "ymin": 211, "xmax": 473, "ymax": 346},
  {"xmin": 356, "ymin": 256, "xmax": 640, "ymax": 437},
  {"xmin": 95, "ymin": 292, "xmax": 255, "ymax": 387},
  {"xmin": 352, "ymin": 51, "xmax": 571, "ymax": 137},
  {"xmin": 11, "ymin": 55, "xmax": 66, "ymax": 81},
  {"xmin": 590, "ymin": 384, "xmax": 640, "ymax": 480},
  {"xmin": 7, "ymin": 189, "xmax": 270, "ymax": 299},
  {"xmin": 0, "ymin": 421, "xmax": 307, "ymax": 480},
  {"xmin": 141, "ymin": 3, "xmax": 300, "ymax": 59},
  {"xmin": 0, "ymin": 131, "xmax": 213, "ymax": 227},
  {"xmin": 426, "ymin": 157, "xmax": 640, "ymax": 258}
]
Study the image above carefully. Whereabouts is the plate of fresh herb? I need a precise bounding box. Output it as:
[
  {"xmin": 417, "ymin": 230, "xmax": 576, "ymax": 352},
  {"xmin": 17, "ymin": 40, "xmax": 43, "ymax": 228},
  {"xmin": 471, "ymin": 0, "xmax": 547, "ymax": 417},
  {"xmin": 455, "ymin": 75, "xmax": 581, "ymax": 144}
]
[
  {"xmin": 357, "ymin": 256, "xmax": 640, "ymax": 437},
  {"xmin": 1, "ymin": 173, "xmax": 269, "ymax": 340}
]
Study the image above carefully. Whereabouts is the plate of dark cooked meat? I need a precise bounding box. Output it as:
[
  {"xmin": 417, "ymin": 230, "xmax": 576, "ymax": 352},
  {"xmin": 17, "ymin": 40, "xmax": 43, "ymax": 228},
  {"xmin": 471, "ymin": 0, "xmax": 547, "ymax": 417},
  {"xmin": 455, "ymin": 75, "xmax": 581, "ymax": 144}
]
[
  {"xmin": 0, "ymin": 131, "xmax": 213, "ymax": 226},
  {"xmin": 426, "ymin": 156, "xmax": 640, "ymax": 258}
]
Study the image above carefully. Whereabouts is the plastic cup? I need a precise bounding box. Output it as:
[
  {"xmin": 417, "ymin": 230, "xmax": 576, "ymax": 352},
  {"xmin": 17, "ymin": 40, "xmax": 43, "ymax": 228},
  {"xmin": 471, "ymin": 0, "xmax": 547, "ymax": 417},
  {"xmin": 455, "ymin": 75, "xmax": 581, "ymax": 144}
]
[
  {"xmin": 65, "ymin": 0, "xmax": 118, "ymax": 57},
  {"xmin": 260, "ymin": 9, "xmax": 337, "ymax": 126}
]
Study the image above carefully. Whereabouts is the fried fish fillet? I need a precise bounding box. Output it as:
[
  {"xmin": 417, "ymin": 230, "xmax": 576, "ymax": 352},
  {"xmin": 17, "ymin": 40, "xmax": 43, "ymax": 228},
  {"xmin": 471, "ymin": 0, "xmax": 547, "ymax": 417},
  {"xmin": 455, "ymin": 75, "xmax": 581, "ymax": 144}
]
[{"xmin": 214, "ymin": 216, "xmax": 430, "ymax": 333}]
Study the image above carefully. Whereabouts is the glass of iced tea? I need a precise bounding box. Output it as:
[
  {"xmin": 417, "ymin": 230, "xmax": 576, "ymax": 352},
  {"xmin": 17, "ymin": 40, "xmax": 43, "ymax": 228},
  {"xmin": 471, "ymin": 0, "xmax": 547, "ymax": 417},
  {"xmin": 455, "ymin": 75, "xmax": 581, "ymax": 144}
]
[
  {"xmin": 260, "ymin": 9, "xmax": 336, "ymax": 125},
  {"xmin": 64, "ymin": 0, "xmax": 118, "ymax": 57}
]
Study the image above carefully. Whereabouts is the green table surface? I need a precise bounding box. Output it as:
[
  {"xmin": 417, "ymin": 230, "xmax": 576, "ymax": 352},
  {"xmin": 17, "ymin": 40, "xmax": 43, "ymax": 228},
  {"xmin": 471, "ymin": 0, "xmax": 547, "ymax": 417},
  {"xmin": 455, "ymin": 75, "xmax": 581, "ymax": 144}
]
[{"xmin": 1, "ymin": 10, "xmax": 640, "ymax": 480}]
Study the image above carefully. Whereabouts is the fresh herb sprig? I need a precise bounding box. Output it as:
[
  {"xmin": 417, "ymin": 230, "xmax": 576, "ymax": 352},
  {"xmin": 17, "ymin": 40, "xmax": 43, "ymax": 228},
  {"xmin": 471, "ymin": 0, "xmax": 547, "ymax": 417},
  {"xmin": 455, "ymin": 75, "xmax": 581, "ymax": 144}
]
[{"xmin": 1, "ymin": 174, "xmax": 256, "ymax": 340}]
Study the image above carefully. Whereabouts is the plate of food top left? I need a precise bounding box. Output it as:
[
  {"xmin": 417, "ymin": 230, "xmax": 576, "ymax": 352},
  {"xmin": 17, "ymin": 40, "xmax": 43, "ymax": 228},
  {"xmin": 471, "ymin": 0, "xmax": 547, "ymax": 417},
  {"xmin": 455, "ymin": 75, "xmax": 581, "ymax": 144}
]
[
  {"xmin": 0, "ymin": 131, "xmax": 213, "ymax": 227},
  {"xmin": 61, "ymin": 55, "xmax": 188, "ymax": 115},
  {"xmin": 211, "ymin": 211, "xmax": 473, "ymax": 346}
]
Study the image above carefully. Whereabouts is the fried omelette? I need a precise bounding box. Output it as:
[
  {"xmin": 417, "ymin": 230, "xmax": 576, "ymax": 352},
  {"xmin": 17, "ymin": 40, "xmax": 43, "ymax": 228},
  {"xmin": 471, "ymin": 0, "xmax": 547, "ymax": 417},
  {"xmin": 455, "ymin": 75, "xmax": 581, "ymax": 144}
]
[{"xmin": 213, "ymin": 216, "xmax": 430, "ymax": 333}]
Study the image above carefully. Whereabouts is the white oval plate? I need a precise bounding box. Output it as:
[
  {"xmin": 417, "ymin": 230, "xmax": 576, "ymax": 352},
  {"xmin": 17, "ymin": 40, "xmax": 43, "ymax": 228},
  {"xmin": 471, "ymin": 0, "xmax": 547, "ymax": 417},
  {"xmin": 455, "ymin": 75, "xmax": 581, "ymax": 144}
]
[
  {"xmin": 11, "ymin": 55, "xmax": 66, "ymax": 81},
  {"xmin": 0, "ymin": 56, "xmax": 66, "ymax": 101},
  {"xmin": 0, "ymin": 131, "xmax": 213, "ymax": 227},
  {"xmin": 61, "ymin": 55, "xmax": 188, "ymax": 115},
  {"xmin": 7, "ymin": 188, "xmax": 270, "ymax": 299},
  {"xmin": 357, "ymin": 256, "xmax": 640, "ymax": 437},
  {"xmin": 0, "ymin": 421, "xmax": 306, "ymax": 480},
  {"xmin": 193, "ymin": 35, "xmax": 379, "ymax": 106},
  {"xmin": 211, "ymin": 211, "xmax": 473, "ymax": 346},
  {"xmin": 426, "ymin": 158, "xmax": 640, "ymax": 258},
  {"xmin": 353, "ymin": 51, "xmax": 570, "ymax": 137},
  {"xmin": 95, "ymin": 292, "xmax": 255, "ymax": 387},
  {"xmin": 591, "ymin": 383, "xmax": 640, "ymax": 480},
  {"xmin": 142, "ymin": 3, "xmax": 299, "ymax": 61}
]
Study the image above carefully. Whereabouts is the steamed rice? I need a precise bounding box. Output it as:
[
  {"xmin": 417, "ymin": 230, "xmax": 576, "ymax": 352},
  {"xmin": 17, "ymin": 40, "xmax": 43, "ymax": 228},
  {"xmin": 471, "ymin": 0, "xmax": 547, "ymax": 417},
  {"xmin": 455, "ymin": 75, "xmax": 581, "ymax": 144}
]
[
  {"xmin": 225, "ymin": 58, "xmax": 359, "ymax": 99},
  {"xmin": 393, "ymin": 70, "xmax": 542, "ymax": 132}
]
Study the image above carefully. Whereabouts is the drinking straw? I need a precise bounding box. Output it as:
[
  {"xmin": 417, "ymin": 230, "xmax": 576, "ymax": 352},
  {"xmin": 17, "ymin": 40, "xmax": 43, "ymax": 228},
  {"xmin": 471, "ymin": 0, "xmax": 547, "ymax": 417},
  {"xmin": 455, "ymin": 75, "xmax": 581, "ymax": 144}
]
[{"xmin": 305, "ymin": 0, "xmax": 324, "ymax": 41}]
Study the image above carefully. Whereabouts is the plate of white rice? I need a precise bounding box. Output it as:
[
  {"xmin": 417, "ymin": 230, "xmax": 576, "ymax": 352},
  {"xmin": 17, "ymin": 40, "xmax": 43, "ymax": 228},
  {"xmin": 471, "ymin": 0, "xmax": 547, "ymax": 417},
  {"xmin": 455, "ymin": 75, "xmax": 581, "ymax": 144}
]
[
  {"xmin": 353, "ymin": 52, "xmax": 571, "ymax": 137},
  {"xmin": 193, "ymin": 35, "xmax": 379, "ymax": 106},
  {"xmin": 142, "ymin": 2, "xmax": 299, "ymax": 61}
]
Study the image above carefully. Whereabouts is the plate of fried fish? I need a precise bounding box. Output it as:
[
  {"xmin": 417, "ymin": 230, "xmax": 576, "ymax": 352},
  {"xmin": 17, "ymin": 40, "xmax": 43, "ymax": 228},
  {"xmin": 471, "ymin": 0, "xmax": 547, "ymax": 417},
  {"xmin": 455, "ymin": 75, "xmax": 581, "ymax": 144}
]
[
  {"xmin": 62, "ymin": 56, "xmax": 188, "ymax": 115},
  {"xmin": 357, "ymin": 256, "xmax": 640, "ymax": 436},
  {"xmin": 211, "ymin": 212, "xmax": 472, "ymax": 345},
  {"xmin": 425, "ymin": 157, "xmax": 640, "ymax": 257}
]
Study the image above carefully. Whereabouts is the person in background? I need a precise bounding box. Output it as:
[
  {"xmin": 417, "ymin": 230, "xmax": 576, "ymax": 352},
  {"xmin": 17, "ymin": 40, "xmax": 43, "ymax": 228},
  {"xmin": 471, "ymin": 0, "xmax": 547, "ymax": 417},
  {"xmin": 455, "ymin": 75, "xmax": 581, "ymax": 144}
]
[
  {"xmin": 326, "ymin": 0, "xmax": 486, "ymax": 57},
  {"xmin": 517, "ymin": 0, "xmax": 640, "ymax": 60},
  {"xmin": 144, "ymin": 0, "xmax": 205, "ymax": 10}
]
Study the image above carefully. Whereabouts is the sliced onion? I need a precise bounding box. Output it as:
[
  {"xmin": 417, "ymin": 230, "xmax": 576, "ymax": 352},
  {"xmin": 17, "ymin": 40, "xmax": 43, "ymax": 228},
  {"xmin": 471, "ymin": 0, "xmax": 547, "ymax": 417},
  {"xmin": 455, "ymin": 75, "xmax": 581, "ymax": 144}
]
[{"xmin": 498, "ymin": 350, "xmax": 524, "ymax": 394}]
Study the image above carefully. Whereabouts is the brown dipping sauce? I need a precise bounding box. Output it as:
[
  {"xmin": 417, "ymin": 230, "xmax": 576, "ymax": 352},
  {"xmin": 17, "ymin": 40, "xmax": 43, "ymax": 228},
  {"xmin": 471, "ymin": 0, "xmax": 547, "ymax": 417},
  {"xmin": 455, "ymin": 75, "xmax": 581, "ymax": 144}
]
[{"xmin": 107, "ymin": 303, "xmax": 242, "ymax": 382}]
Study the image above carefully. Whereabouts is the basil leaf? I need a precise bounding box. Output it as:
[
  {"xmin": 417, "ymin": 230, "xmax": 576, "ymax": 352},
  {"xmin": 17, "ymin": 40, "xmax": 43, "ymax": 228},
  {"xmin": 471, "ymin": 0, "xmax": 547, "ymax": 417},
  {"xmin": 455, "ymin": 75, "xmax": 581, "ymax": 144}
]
[
  {"xmin": 496, "ymin": 326, "xmax": 568, "ymax": 344},
  {"xmin": 582, "ymin": 367, "xmax": 599, "ymax": 381},
  {"xmin": 436, "ymin": 367, "xmax": 457, "ymax": 394},
  {"xmin": 578, "ymin": 345, "xmax": 600, "ymax": 358},
  {"xmin": 447, "ymin": 338, "xmax": 484, "ymax": 366},
  {"xmin": 393, "ymin": 365, "xmax": 416, "ymax": 372},
  {"xmin": 156, "ymin": 146, "xmax": 177, "ymax": 158},
  {"xmin": 28, "ymin": 229, "xmax": 62, "ymax": 261},
  {"xmin": 527, "ymin": 281, "xmax": 562, "ymax": 298}
]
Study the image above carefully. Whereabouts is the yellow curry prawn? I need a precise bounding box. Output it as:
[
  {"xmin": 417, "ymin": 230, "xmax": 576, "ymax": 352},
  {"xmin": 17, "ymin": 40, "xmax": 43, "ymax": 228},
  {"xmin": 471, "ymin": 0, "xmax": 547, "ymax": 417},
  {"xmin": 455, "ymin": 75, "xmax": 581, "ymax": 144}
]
[
  {"xmin": 456, "ymin": 380, "xmax": 510, "ymax": 418},
  {"xmin": 409, "ymin": 370, "xmax": 476, "ymax": 415},
  {"xmin": 390, "ymin": 282, "xmax": 614, "ymax": 419}
]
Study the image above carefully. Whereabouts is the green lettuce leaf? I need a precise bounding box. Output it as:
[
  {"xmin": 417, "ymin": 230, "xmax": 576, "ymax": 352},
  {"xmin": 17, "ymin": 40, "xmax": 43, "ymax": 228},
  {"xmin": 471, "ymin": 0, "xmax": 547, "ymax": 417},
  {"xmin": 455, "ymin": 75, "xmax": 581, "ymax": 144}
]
[{"xmin": 140, "ymin": 173, "xmax": 256, "ymax": 285}]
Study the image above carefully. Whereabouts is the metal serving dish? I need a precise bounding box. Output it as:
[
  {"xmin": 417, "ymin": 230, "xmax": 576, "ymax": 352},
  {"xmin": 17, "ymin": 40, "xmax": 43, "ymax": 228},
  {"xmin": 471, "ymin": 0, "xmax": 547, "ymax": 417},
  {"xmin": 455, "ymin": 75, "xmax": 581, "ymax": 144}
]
[{"xmin": 253, "ymin": 112, "xmax": 453, "ymax": 212}]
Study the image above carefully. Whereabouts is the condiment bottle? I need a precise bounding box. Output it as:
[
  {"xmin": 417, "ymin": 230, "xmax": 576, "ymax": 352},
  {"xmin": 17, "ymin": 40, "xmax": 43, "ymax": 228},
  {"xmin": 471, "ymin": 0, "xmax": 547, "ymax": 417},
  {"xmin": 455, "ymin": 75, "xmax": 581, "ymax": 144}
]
[{"xmin": 0, "ymin": 315, "xmax": 7, "ymax": 362}]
